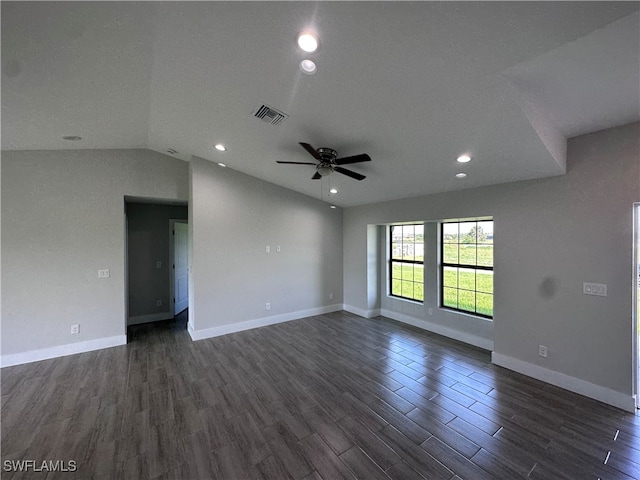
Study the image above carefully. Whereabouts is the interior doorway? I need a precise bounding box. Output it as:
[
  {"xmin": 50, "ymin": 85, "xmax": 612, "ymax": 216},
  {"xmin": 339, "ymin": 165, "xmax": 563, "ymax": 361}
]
[
  {"xmin": 125, "ymin": 199, "xmax": 188, "ymax": 330},
  {"xmin": 170, "ymin": 220, "xmax": 189, "ymax": 315}
]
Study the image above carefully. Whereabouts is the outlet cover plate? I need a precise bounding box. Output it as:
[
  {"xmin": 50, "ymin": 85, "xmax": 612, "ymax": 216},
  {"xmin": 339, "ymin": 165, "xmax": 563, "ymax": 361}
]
[{"xmin": 583, "ymin": 282, "xmax": 607, "ymax": 296}]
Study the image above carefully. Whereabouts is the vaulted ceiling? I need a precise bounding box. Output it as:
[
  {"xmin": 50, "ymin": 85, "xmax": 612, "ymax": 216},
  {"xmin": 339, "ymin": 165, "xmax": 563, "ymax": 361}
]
[{"xmin": 2, "ymin": 2, "xmax": 638, "ymax": 207}]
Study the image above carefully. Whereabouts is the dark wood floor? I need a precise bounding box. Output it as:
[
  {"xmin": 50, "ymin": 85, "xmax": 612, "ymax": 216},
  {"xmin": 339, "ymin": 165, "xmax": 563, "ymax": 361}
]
[{"xmin": 2, "ymin": 311, "xmax": 640, "ymax": 479}]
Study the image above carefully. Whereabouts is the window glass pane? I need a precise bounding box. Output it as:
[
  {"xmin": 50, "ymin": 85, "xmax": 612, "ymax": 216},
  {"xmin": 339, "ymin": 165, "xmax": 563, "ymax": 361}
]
[
  {"xmin": 401, "ymin": 263, "xmax": 414, "ymax": 281},
  {"xmin": 443, "ymin": 267, "xmax": 458, "ymax": 288},
  {"xmin": 404, "ymin": 225, "xmax": 415, "ymax": 242},
  {"xmin": 402, "ymin": 226, "xmax": 414, "ymax": 260},
  {"xmin": 476, "ymin": 293, "xmax": 493, "ymax": 317},
  {"xmin": 443, "ymin": 243, "xmax": 458, "ymax": 263},
  {"xmin": 459, "ymin": 245, "xmax": 477, "ymax": 265},
  {"xmin": 392, "ymin": 279, "xmax": 402, "ymax": 297},
  {"xmin": 414, "ymin": 264, "xmax": 424, "ymax": 284},
  {"xmin": 476, "ymin": 271, "xmax": 493, "ymax": 294},
  {"xmin": 443, "ymin": 223, "xmax": 458, "ymax": 243},
  {"xmin": 401, "ymin": 281, "xmax": 414, "ymax": 299},
  {"xmin": 415, "ymin": 224, "xmax": 424, "ymax": 242},
  {"xmin": 459, "ymin": 222, "xmax": 476, "ymax": 244},
  {"xmin": 414, "ymin": 283, "xmax": 424, "ymax": 302},
  {"xmin": 477, "ymin": 244, "xmax": 493, "ymax": 267},
  {"xmin": 458, "ymin": 268, "xmax": 475, "ymax": 291},
  {"xmin": 459, "ymin": 290, "xmax": 475, "ymax": 312},
  {"xmin": 392, "ymin": 242, "xmax": 403, "ymax": 260},
  {"xmin": 477, "ymin": 221, "xmax": 493, "ymax": 244},
  {"xmin": 391, "ymin": 262, "xmax": 403, "ymax": 280},
  {"xmin": 415, "ymin": 242, "xmax": 424, "ymax": 262},
  {"xmin": 443, "ymin": 287, "xmax": 457, "ymax": 308}
]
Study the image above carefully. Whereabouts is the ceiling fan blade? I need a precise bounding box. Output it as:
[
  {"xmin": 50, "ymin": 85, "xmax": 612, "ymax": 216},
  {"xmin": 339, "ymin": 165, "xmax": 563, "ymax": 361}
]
[
  {"xmin": 276, "ymin": 161, "xmax": 318, "ymax": 165},
  {"xmin": 335, "ymin": 166, "xmax": 366, "ymax": 181},
  {"xmin": 299, "ymin": 142, "xmax": 322, "ymax": 160},
  {"xmin": 312, "ymin": 172, "xmax": 322, "ymax": 180},
  {"xmin": 335, "ymin": 153, "xmax": 371, "ymax": 165}
]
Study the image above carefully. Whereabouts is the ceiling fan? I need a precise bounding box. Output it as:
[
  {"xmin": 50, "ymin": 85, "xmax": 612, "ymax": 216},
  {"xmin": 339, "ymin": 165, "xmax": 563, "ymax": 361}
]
[{"xmin": 277, "ymin": 142, "xmax": 371, "ymax": 180}]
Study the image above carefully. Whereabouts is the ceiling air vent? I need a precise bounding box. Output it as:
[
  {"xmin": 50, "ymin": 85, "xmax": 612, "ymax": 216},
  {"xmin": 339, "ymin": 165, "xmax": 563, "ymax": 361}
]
[{"xmin": 253, "ymin": 104, "xmax": 288, "ymax": 126}]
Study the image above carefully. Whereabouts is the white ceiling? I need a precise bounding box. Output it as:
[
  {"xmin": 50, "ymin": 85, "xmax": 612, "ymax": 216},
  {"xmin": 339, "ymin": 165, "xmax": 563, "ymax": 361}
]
[{"xmin": 2, "ymin": 2, "xmax": 639, "ymax": 207}]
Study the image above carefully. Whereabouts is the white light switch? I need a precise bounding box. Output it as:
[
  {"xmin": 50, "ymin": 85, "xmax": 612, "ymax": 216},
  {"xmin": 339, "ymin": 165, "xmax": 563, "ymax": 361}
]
[
  {"xmin": 583, "ymin": 282, "xmax": 607, "ymax": 296},
  {"xmin": 266, "ymin": 246, "xmax": 271, "ymax": 254}
]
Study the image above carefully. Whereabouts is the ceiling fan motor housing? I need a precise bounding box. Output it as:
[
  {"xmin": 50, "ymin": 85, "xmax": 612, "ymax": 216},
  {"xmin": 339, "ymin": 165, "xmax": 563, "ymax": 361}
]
[{"xmin": 317, "ymin": 147, "xmax": 338, "ymax": 162}]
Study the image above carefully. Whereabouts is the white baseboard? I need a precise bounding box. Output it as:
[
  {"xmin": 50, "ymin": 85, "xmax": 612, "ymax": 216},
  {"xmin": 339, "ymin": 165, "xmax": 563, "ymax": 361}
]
[
  {"xmin": 189, "ymin": 304, "xmax": 343, "ymax": 341},
  {"xmin": 492, "ymin": 352, "xmax": 636, "ymax": 412},
  {"xmin": 380, "ymin": 309, "xmax": 494, "ymax": 351},
  {"xmin": 343, "ymin": 304, "xmax": 381, "ymax": 319},
  {"xmin": 127, "ymin": 311, "xmax": 173, "ymax": 326},
  {"xmin": 1, "ymin": 335, "xmax": 127, "ymax": 368}
]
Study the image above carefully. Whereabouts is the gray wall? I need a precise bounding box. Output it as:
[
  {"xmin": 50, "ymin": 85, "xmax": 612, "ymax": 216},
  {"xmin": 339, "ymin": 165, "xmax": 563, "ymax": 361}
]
[
  {"xmin": 189, "ymin": 156, "xmax": 343, "ymax": 333},
  {"xmin": 343, "ymin": 122, "xmax": 639, "ymax": 398},
  {"xmin": 126, "ymin": 202, "xmax": 188, "ymax": 322},
  {"xmin": 1, "ymin": 149, "xmax": 189, "ymax": 356}
]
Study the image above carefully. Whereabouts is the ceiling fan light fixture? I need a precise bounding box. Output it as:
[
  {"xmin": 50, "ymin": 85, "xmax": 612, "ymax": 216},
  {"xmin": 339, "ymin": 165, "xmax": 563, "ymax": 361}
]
[
  {"xmin": 317, "ymin": 165, "xmax": 332, "ymax": 176},
  {"xmin": 297, "ymin": 32, "xmax": 319, "ymax": 53},
  {"xmin": 300, "ymin": 59, "xmax": 317, "ymax": 75}
]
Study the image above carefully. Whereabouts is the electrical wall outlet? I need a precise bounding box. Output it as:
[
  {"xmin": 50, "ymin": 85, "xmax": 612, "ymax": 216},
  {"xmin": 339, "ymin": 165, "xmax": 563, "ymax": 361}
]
[
  {"xmin": 98, "ymin": 269, "xmax": 110, "ymax": 278},
  {"xmin": 276, "ymin": 245, "xmax": 281, "ymax": 253},
  {"xmin": 156, "ymin": 261, "xmax": 162, "ymax": 268},
  {"xmin": 156, "ymin": 300, "xmax": 162, "ymax": 307},
  {"xmin": 265, "ymin": 302, "xmax": 271, "ymax": 311},
  {"xmin": 71, "ymin": 324, "xmax": 80, "ymax": 335},
  {"xmin": 428, "ymin": 308, "xmax": 433, "ymax": 316},
  {"xmin": 538, "ymin": 345, "xmax": 548, "ymax": 357},
  {"xmin": 265, "ymin": 245, "xmax": 270, "ymax": 254},
  {"xmin": 329, "ymin": 292, "xmax": 334, "ymax": 300}
]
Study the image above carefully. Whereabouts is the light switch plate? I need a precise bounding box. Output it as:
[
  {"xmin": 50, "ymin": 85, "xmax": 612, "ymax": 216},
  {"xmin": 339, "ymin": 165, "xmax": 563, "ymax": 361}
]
[{"xmin": 583, "ymin": 282, "xmax": 607, "ymax": 296}]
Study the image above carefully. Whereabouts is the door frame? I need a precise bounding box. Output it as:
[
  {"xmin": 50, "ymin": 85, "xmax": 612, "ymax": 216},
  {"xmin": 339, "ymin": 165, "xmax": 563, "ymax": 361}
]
[
  {"xmin": 169, "ymin": 219, "xmax": 189, "ymax": 317},
  {"xmin": 633, "ymin": 203, "xmax": 639, "ymax": 408}
]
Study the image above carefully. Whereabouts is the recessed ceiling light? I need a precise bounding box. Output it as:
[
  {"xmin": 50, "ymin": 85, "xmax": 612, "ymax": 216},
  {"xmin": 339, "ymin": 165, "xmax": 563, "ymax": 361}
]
[
  {"xmin": 329, "ymin": 188, "xmax": 338, "ymax": 194},
  {"xmin": 215, "ymin": 144, "xmax": 227, "ymax": 152},
  {"xmin": 217, "ymin": 162, "xmax": 226, "ymax": 168},
  {"xmin": 330, "ymin": 205, "xmax": 337, "ymax": 209},
  {"xmin": 300, "ymin": 59, "xmax": 317, "ymax": 75},
  {"xmin": 297, "ymin": 32, "xmax": 319, "ymax": 53},
  {"xmin": 457, "ymin": 154, "xmax": 472, "ymax": 163},
  {"xmin": 62, "ymin": 135, "xmax": 82, "ymax": 141},
  {"xmin": 456, "ymin": 172, "xmax": 467, "ymax": 178}
]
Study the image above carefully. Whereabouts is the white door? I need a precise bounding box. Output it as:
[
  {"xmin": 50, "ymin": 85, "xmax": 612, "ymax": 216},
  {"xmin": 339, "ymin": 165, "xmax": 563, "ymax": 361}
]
[{"xmin": 173, "ymin": 221, "xmax": 189, "ymax": 315}]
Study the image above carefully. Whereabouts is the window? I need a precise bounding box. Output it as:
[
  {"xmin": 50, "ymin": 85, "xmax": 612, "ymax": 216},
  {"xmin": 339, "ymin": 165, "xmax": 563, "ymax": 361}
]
[
  {"xmin": 390, "ymin": 224, "xmax": 424, "ymax": 302},
  {"xmin": 441, "ymin": 220, "xmax": 493, "ymax": 318}
]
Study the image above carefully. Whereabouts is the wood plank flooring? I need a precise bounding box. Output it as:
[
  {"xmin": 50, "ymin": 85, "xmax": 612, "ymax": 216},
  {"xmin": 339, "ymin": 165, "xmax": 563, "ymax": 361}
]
[{"xmin": 2, "ymin": 311, "xmax": 640, "ymax": 479}]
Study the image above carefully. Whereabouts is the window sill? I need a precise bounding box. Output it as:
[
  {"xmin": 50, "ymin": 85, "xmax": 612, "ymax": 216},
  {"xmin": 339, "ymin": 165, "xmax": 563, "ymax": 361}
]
[{"xmin": 441, "ymin": 307, "xmax": 493, "ymax": 322}]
